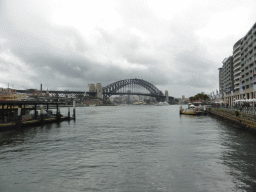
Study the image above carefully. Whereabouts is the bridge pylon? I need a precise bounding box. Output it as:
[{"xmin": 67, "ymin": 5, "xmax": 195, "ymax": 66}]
[
  {"xmin": 87, "ymin": 83, "xmax": 103, "ymax": 99},
  {"xmin": 96, "ymin": 83, "xmax": 103, "ymax": 99},
  {"xmin": 165, "ymin": 90, "xmax": 169, "ymax": 102}
]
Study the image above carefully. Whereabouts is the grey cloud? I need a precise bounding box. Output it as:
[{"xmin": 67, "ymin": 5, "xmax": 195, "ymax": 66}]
[
  {"xmin": 175, "ymin": 51, "xmax": 212, "ymax": 72},
  {"xmin": 0, "ymin": 8, "xmax": 207, "ymax": 96},
  {"xmin": 4, "ymin": 0, "xmax": 250, "ymax": 97},
  {"xmin": 96, "ymin": 27, "xmax": 159, "ymax": 66},
  {"xmin": 173, "ymin": 52, "xmax": 216, "ymax": 89},
  {"xmin": 0, "ymin": 59, "xmax": 10, "ymax": 73},
  {"xmin": 0, "ymin": 1, "xmax": 182, "ymax": 94}
]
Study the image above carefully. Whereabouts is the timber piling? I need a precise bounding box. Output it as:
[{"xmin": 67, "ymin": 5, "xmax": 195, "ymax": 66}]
[{"xmin": 0, "ymin": 100, "xmax": 75, "ymax": 131}]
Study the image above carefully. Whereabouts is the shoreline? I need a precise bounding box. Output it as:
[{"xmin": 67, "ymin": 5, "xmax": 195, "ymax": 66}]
[{"xmin": 207, "ymin": 107, "xmax": 256, "ymax": 135}]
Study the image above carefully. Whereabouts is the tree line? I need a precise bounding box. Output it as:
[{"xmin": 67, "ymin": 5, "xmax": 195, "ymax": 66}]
[{"xmin": 189, "ymin": 93, "xmax": 210, "ymax": 102}]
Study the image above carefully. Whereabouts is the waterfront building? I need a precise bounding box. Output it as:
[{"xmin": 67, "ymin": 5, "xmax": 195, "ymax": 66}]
[
  {"xmin": 220, "ymin": 56, "xmax": 233, "ymax": 104},
  {"xmin": 26, "ymin": 89, "xmax": 41, "ymax": 96},
  {"xmin": 133, "ymin": 95, "xmax": 139, "ymax": 101},
  {"xmin": 233, "ymin": 39, "xmax": 242, "ymax": 95},
  {"xmin": 239, "ymin": 23, "xmax": 256, "ymax": 100},
  {"xmin": 220, "ymin": 22, "xmax": 256, "ymax": 105},
  {"xmin": 218, "ymin": 67, "xmax": 223, "ymax": 98}
]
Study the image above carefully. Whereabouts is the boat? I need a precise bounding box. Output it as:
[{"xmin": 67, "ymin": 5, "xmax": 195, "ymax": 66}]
[
  {"xmin": 155, "ymin": 102, "xmax": 163, "ymax": 106},
  {"xmin": 163, "ymin": 101, "xmax": 169, "ymax": 105},
  {"xmin": 0, "ymin": 93, "xmax": 21, "ymax": 101},
  {"xmin": 180, "ymin": 104, "xmax": 205, "ymax": 115},
  {"xmin": 155, "ymin": 101, "xmax": 169, "ymax": 106},
  {"xmin": 133, "ymin": 101, "xmax": 143, "ymax": 105}
]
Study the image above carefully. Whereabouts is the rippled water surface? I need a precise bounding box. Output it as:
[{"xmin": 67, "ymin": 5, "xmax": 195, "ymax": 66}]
[{"xmin": 1, "ymin": 105, "xmax": 256, "ymax": 192}]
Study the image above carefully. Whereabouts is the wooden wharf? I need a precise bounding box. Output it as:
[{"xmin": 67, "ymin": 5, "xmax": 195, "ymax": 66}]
[{"xmin": 0, "ymin": 100, "xmax": 75, "ymax": 131}]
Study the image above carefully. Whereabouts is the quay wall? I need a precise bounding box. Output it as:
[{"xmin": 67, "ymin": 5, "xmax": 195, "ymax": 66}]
[{"xmin": 207, "ymin": 107, "xmax": 256, "ymax": 135}]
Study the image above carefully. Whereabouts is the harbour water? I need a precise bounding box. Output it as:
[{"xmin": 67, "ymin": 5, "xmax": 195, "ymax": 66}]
[{"xmin": 1, "ymin": 105, "xmax": 256, "ymax": 192}]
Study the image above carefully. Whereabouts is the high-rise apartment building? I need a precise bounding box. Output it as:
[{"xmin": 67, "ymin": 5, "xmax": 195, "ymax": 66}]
[
  {"xmin": 219, "ymin": 56, "xmax": 233, "ymax": 103},
  {"xmin": 239, "ymin": 24, "xmax": 256, "ymax": 99},
  {"xmin": 221, "ymin": 56, "xmax": 233, "ymax": 93},
  {"xmin": 233, "ymin": 39, "xmax": 242, "ymax": 95},
  {"xmin": 220, "ymin": 22, "xmax": 256, "ymax": 105},
  {"xmin": 218, "ymin": 67, "xmax": 223, "ymax": 95}
]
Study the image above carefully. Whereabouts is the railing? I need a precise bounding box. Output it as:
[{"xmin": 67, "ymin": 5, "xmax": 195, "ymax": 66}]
[{"xmin": 209, "ymin": 105, "xmax": 256, "ymax": 115}]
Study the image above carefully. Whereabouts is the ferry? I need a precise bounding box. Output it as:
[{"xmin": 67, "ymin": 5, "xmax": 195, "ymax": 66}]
[
  {"xmin": 0, "ymin": 93, "xmax": 21, "ymax": 101},
  {"xmin": 180, "ymin": 103, "xmax": 206, "ymax": 115}
]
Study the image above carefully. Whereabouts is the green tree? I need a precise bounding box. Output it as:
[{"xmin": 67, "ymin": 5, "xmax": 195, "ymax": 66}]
[{"xmin": 189, "ymin": 93, "xmax": 210, "ymax": 102}]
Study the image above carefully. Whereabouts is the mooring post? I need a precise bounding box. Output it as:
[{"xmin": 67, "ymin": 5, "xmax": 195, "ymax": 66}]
[
  {"xmin": 7, "ymin": 104, "xmax": 9, "ymax": 122},
  {"xmin": 2, "ymin": 104, "xmax": 4, "ymax": 123},
  {"xmin": 34, "ymin": 104, "xmax": 37, "ymax": 119},
  {"xmin": 40, "ymin": 105, "xmax": 44, "ymax": 124},
  {"xmin": 57, "ymin": 104, "xmax": 60, "ymax": 122},
  {"xmin": 73, "ymin": 101, "xmax": 76, "ymax": 120},
  {"xmin": 68, "ymin": 104, "xmax": 70, "ymax": 119},
  {"xmin": 16, "ymin": 107, "xmax": 21, "ymax": 128}
]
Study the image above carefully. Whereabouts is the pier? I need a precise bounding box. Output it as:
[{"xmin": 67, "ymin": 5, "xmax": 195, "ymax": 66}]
[{"xmin": 0, "ymin": 100, "xmax": 75, "ymax": 131}]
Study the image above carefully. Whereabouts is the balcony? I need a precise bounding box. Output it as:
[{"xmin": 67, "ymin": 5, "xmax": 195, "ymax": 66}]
[
  {"xmin": 233, "ymin": 60, "xmax": 241, "ymax": 66},
  {"xmin": 234, "ymin": 80, "xmax": 240, "ymax": 85},
  {"xmin": 233, "ymin": 51, "xmax": 241, "ymax": 58},
  {"xmin": 233, "ymin": 67, "xmax": 240, "ymax": 73},
  {"xmin": 233, "ymin": 56, "xmax": 241, "ymax": 63},
  {"xmin": 234, "ymin": 86, "xmax": 240, "ymax": 90},
  {"xmin": 247, "ymin": 38, "xmax": 252, "ymax": 46},
  {"xmin": 234, "ymin": 71, "xmax": 240, "ymax": 77},
  {"xmin": 234, "ymin": 74, "xmax": 240, "ymax": 79},
  {"xmin": 233, "ymin": 43, "xmax": 241, "ymax": 51}
]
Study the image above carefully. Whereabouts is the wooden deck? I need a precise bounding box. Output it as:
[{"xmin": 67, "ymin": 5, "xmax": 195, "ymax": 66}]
[{"xmin": 0, "ymin": 100, "xmax": 75, "ymax": 131}]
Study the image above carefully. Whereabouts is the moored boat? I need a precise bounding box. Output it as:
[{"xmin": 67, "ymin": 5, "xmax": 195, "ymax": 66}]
[{"xmin": 180, "ymin": 104, "xmax": 205, "ymax": 115}]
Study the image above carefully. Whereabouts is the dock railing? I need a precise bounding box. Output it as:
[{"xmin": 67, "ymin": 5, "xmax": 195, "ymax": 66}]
[{"xmin": 209, "ymin": 105, "xmax": 256, "ymax": 115}]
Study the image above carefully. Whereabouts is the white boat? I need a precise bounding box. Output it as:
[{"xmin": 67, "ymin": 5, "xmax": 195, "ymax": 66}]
[
  {"xmin": 155, "ymin": 101, "xmax": 169, "ymax": 106},
  {"xmin": 163, "ymin": 101, "xmax": 169, "ymax": 105},
  {"xmin": 155, "ymin": 102, "xmax": 163, "ymax": 106}
]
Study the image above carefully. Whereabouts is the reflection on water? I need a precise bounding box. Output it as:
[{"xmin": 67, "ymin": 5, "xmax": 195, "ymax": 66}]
[{"xmin": 1, "ymin": 105, "xmax": 256, "ymax": 192}]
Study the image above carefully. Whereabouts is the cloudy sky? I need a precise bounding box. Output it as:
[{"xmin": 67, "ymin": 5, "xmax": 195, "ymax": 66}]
[{"xmin": 0, "ymin": 0, "xmax": 256, "ymax": 98}]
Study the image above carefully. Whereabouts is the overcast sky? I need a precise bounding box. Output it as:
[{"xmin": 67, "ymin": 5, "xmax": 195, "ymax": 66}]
[{"xmin": 0, "ymin": 0, "xmax": 256, "ymax": 98}]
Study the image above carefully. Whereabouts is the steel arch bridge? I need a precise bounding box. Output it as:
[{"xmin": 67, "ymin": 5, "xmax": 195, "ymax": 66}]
[{"xmin": 102, "ymin": 78, "xmax": 165, "ymax": 102}]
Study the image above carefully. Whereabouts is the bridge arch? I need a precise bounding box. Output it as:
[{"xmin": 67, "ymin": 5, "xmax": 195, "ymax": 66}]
[{"xmin": 102, "ymin": 79, "xmax": 164, "ymax": 102}]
